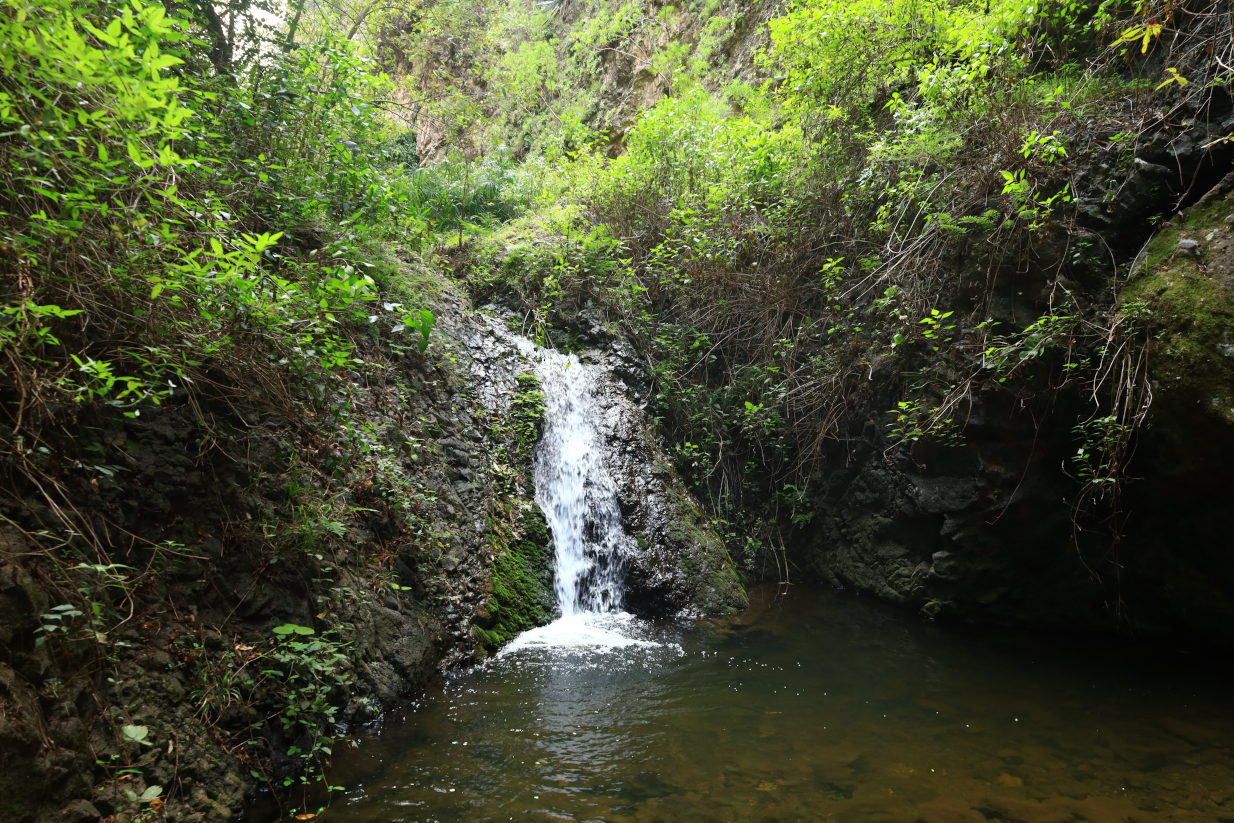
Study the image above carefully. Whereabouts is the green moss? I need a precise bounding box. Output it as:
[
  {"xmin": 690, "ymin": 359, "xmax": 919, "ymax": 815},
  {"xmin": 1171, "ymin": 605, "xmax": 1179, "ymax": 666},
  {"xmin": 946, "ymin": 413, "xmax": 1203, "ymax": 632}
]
[
  {"xmin": 475, "ymin": 505, "xmax": 555, "ymax": 650},
  {"xmin": 1123, "ymin": 194, "xmax": 1234, "ymax": 423},
  {"xmin": 511, "ymin": 373, "xmax": 547, "ymax": 458},
  {"xmin": 466, "ymin": 214, "xmax": 566, "ymax": 298}
]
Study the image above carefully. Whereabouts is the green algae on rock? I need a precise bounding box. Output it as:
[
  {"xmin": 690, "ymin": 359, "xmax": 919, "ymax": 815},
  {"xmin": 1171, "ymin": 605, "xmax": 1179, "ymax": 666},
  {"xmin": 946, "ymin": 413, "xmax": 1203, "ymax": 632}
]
[
  {"xmin": 1124, "ymin": 174, "xmax": 1234, "ymax": 424},
  {"xmin": 475, "ymin": 505, "xmax": 556, "ymax": 650},
  {"xmin": 511, "ymin": 372, "xmax": 547, "ymax": 459}
]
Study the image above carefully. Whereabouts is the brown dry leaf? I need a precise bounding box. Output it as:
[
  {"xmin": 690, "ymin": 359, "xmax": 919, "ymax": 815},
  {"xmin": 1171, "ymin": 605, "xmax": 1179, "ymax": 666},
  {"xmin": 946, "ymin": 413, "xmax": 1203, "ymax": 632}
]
[{"xmin": 295, "ymin": 814, "xmax": 316, "ymax": 820}]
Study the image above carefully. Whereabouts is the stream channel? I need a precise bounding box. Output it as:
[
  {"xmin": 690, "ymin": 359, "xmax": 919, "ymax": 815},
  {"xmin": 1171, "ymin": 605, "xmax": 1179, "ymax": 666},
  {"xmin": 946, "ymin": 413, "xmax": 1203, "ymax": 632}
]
[{"xmin": 316, "ymin": 331, "xmax": 1234, "ymax": 823}]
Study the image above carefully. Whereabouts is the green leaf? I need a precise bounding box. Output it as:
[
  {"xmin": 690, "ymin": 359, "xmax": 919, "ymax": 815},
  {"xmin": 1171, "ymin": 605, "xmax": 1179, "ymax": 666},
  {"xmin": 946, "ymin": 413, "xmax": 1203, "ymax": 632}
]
[
  {"xmin": 139, "ymin": 785, "xmax": 163, "ymax": 802},
  {"xmin": 273, "ymin": 624, "xmax": 315, "ymax": 636},
  {"xmin": 121, "ymin": 725, "xmax": 150, "ymax": 744}
]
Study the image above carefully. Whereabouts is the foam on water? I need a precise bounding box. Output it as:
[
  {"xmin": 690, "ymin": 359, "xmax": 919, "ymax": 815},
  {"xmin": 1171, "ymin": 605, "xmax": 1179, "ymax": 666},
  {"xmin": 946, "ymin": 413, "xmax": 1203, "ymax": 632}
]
[{"xmin": 498, "ymin": 612, "xmax": 659, "ymax": 656}]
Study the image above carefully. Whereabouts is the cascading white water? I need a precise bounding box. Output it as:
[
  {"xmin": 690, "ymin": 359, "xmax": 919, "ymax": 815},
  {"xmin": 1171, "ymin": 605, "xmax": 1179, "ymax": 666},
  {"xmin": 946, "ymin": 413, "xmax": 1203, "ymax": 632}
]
[
  {"xmin": 471, "ymin": 318, "xmax": 652, "ymax": 654},
  {"xmin": 529, "ymin": 348, "xmax": 627, "ymax": 615}
]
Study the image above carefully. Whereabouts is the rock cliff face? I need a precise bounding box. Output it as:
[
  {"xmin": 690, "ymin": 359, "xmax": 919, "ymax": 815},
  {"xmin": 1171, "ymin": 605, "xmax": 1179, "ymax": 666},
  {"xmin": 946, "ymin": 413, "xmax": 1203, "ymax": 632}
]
[
  {"xmin": 463, "ymin": 306, "xmax": 747, "ymax": 617},
  {"xmin": 794, "ymin": 137, "xmax": 1234, "ymax": 644},
  {"xmin": 0, "ymin": 280, "xmax": 498, "ymax": 823},
  {"xmin": 390, "ymin": 0, "xmax": 780, "ymax": 162},
  {"xmin": 797, "ymin": 347, "xmax": 1234, "ymax": 642},
  {"xmin": 0, "ymin": 269, "xmax": 752, "ymax": 823},
  {"xmin": 798, "ymin": 392, "xmax": 1114, "ymax": 631}
]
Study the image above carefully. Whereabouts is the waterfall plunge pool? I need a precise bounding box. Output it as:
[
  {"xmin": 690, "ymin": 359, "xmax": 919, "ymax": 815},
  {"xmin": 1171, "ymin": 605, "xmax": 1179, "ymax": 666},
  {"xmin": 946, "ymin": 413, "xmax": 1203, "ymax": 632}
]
[{"xmin": 307, "ymin": 584, "xmax": 1234, "ymax": 823}]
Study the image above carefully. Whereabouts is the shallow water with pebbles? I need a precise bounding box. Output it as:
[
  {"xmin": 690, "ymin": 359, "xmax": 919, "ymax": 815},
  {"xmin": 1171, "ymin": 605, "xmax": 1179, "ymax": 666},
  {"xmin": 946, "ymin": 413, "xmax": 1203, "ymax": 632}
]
[{"xmin": 317, "ymin": 584, "xmax": 1234, "ymax": 823}]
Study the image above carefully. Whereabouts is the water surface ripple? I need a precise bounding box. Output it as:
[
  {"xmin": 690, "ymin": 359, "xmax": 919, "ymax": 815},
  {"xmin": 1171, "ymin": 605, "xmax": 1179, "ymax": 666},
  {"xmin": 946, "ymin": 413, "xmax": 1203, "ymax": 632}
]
[{"xmin": 321, "ymin": 585, "xmax": 1234, "ymax": 823}]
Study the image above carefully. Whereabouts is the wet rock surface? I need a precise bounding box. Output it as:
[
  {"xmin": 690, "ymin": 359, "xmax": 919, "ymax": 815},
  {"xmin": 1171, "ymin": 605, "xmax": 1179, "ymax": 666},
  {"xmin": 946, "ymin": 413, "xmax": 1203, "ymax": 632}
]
[
  {"xmin": 0, "ymin": 281, "xmax": 562, "ymax": 822},
  {"xmin": 0, "ymin": 279, "xmax": 741, "ymax": 823},
  {"xmin": 796, "ymin": 392, "xmax": 1109, "ymax": 631},
  {"xmin": 462, "ymin": 306, "xmax": 746, "ymax": 617},
  {"xmin": 589, "ymin": 343, "xmax": 748, "ymax": 616}
]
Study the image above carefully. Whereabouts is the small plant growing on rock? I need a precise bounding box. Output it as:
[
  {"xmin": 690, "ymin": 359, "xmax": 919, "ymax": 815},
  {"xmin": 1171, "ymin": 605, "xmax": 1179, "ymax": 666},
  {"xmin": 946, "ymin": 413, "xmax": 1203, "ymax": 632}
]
[
  {"xmin": 265, "ymin": 624, "xmax": 352, "ymax": 795},
  {"xmin": 511, "ymin": 373, "xmax": 547, "ymax": 457}
]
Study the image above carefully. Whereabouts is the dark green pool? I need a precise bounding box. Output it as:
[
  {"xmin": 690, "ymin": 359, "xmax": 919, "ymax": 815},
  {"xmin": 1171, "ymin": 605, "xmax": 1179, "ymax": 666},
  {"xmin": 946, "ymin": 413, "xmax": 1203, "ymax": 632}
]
[{"xmin": 314, "ymin": 584, "xmax": 1234, "ymax": 823}]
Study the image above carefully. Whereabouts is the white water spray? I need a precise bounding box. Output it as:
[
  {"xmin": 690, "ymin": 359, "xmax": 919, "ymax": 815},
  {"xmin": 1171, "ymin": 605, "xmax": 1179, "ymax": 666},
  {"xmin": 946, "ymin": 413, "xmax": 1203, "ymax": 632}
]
[
  {"xmin": 530, "ymin": 348, "xmax": 628, "ymax": 615},
  {"xmin": 476, "ymin": 318, "xmax": 647, "ymax": 653}
]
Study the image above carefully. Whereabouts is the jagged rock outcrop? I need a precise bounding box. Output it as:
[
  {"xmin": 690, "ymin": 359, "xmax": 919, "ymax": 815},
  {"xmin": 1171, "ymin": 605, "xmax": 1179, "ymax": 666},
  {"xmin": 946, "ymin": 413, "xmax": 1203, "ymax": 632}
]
[{"xmin": 0, "ymin": 279, "xmax": 563, "ymax": 822}]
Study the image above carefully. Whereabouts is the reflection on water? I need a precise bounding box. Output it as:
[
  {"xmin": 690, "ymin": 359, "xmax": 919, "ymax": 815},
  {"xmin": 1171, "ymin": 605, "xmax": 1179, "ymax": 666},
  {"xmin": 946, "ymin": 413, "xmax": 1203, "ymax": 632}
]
[{"xmin": 316, "ymin": 585, "xmax": 1234, "ymax": 823}]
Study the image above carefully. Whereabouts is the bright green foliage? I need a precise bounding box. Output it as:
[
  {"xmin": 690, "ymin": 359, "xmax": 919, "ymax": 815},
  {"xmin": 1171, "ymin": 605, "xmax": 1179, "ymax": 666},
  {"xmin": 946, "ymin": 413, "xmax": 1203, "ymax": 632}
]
[
  {"xmin": 263, "ymin": 625, "xmax": 353, "ymax": 790},
  {"xmin": 386, "ymin": 0, "xmax": 775, "ymax": 159},
  {"xmin": 400, "ymin": 149, "xmax": 533, "ymax": 232},
  {"xmin": 1072, "ymin": 415, "xmax": 1132, "ymax": 486},
  {"xmin": 0, "ymin": 0, "xmax": 435, "ymax": 438},
  {"xmin": 1, "ymin": 3, "xmax": 452, "ymax": 797},
  {"xmin": 981, "ymin": 312, "xmax": 1079, "ymax": 382},
  {"xmin": 888, "ymin": 399, "xmax": 962, "ymax": 447},
  {"xmin": 453, "ymin": 0, "xmax": 1188, "ymax": 573},
  {"xmin": 766, "ymin": 0, "xmax": 1062, "ymax": 125},
  {"xmin": 598, "ymin": 90, "xmax": 807, "ymax": 208}
]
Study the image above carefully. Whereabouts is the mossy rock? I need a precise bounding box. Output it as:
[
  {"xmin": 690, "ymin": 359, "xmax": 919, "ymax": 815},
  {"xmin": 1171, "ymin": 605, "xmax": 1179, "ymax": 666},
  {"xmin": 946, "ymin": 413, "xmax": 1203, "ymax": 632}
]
[
  {"xmin": 1123, "ymin": 181, "xmax": 1234, "ymax": 422},
  {"xmin": 662, "ymin": 482, "xmax": 748, "ymax": 615},
  {"xmin": 474, "ymin": 505, "xmax": 555, "ymax": 650},
  {"xmin": 511, "ymin": 373, "xmax": 546, "ymax": 459}
]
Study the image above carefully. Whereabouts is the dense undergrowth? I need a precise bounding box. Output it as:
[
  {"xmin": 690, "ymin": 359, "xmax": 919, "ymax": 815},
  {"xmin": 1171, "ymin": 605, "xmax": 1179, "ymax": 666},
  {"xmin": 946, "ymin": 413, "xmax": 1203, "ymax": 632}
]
[
  {"xmin": 5, "ymin": 0, "xmax": 1234, "ymax": 815},
  {"xmin": 426, "ymin": 0, "xmax": 1234, "ymax": 584},
  {"xmin": 0, "ymin": 0, "xmax": 535, "ymax": 815}
]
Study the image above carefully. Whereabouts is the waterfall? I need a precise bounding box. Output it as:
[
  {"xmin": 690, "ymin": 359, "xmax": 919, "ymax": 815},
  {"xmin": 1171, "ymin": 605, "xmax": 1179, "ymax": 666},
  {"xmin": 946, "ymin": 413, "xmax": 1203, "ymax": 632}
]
[
  {"xmin": 472, "ymin": 317, "xmax": 658, "ymax": 654},
  {"xmin": 530, "ymin": 349, "xmax": 627, "ymax": 615}
]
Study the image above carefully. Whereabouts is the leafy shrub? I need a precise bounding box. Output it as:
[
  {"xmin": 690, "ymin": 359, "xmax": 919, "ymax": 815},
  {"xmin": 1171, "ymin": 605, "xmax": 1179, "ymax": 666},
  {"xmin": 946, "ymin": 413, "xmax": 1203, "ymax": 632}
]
[
  {"xmin": 0, "ymin": 0, "xmax": 430, "ymax": 483},
  {"xmin": 402, "ymin": 148, "xmax": 533, "ymax": 232}
]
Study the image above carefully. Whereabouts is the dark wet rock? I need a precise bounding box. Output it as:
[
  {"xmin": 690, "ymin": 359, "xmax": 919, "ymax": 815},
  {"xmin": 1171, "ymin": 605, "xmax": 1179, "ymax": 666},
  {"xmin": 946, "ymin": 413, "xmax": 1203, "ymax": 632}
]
[
  {"xmin": 458, "ymin": 309, "xmax": 745, "ymax": 617},
  {"xmin": 594, "ymin": 376, "xmax": 747, "ymax": 616},
  {"xmin": 790, "ymin": 159, "xmax": 1234, "ymax": 642},
  {"xmin": 44, "ymin": 799, "xmax": 103, "ymax": 823},
  {"xmin": 0, "ymin": 280, "xmax": 558, "ymax": 821}
]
